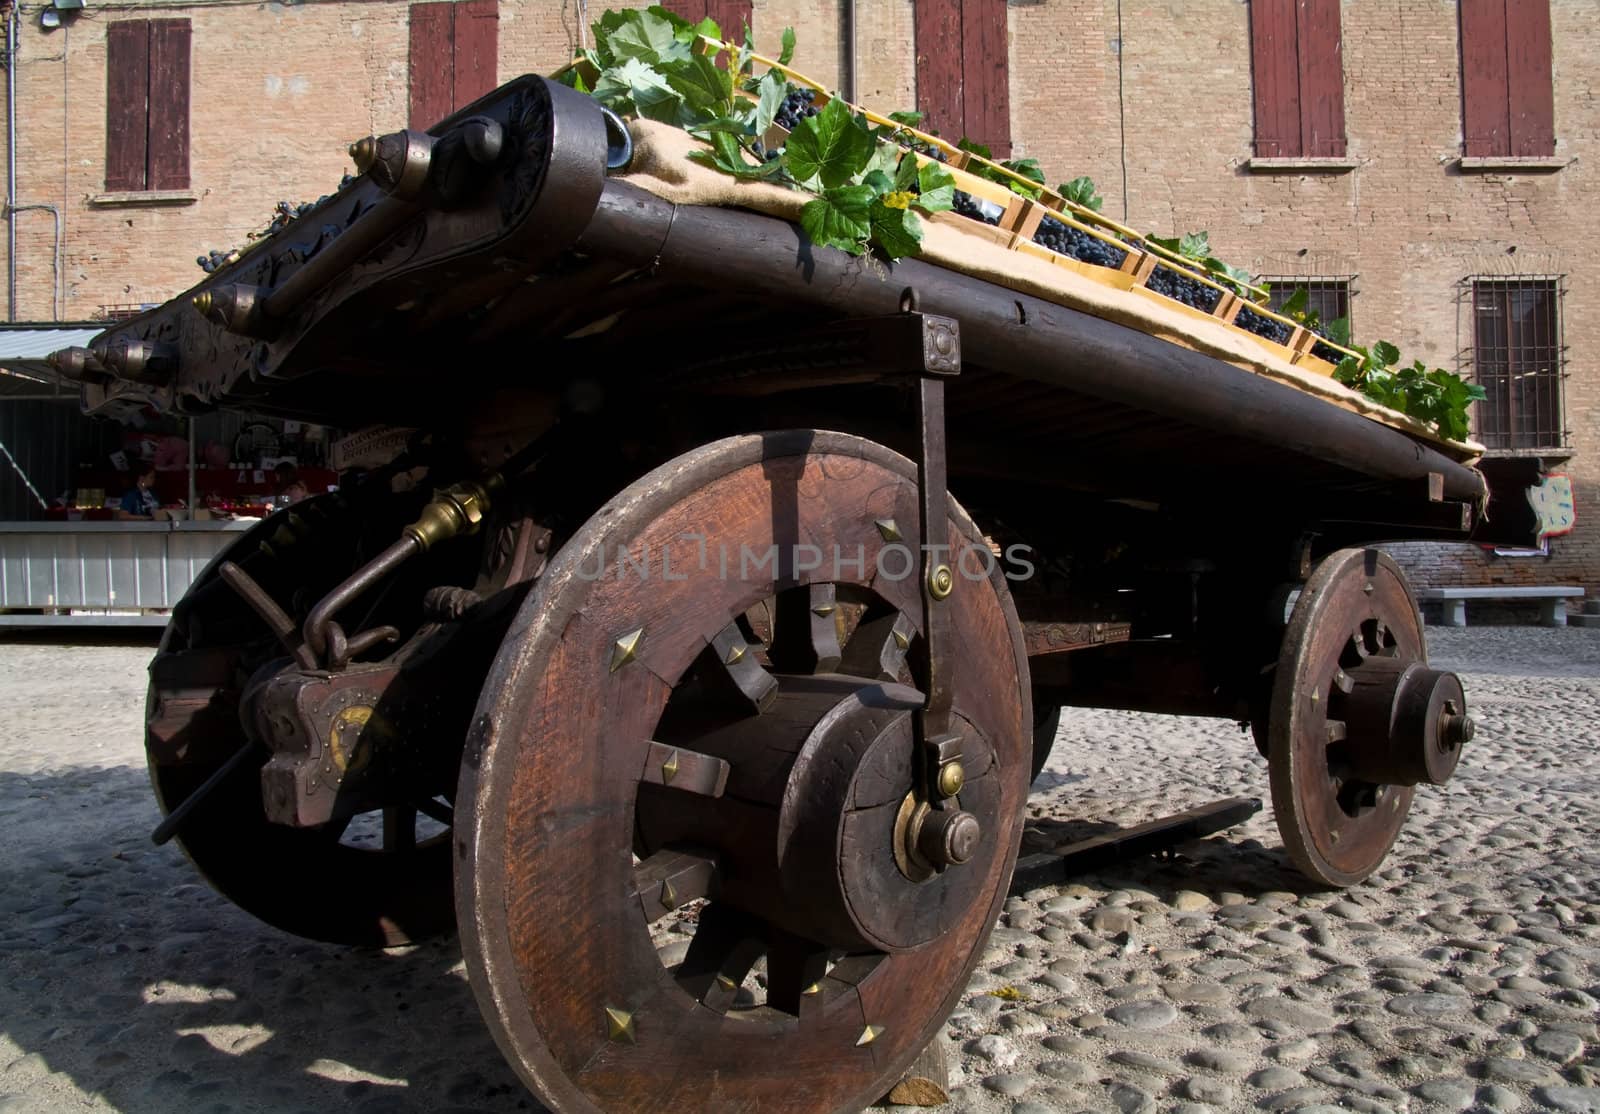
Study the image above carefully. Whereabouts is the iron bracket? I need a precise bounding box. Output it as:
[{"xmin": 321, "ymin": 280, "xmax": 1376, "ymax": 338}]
[{"xmin": 900, "ymin": 293, "xmax": 964, "ymax": 806}]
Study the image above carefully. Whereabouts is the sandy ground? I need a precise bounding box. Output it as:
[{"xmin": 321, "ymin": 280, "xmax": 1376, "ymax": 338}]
[{"xmin": 0, "ymin": 627, "xmax": 1596, "ymax": 1114}]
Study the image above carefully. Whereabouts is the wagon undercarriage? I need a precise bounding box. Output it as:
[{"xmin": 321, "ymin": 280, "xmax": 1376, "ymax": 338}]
[{"xmin": 57, "ymin": 76, "xmax": 1535, "ymax": 1113}]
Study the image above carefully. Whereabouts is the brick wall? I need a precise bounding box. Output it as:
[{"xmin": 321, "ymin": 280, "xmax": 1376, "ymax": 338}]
[{"xmin": 0, "ymin": 0, "xmax": 1594, "ymax": 595}]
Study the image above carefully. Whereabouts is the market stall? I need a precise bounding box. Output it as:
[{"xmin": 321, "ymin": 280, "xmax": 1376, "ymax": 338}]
[{"xmin": 0, "ymin": 327, "xmax": 338, "ymax": 623}]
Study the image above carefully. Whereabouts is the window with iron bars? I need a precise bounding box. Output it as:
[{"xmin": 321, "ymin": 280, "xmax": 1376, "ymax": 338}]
[
  {"xmin": 1467, "ymin": 277, "xmax": 1566, "ymax": 451},
  {"xmin": 1263, "ymin": 276, "xmax": 1354, "ymax": 334}
]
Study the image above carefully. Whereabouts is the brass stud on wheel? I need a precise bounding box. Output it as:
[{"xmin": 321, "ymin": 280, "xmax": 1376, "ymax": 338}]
[
  {"xmin": 928, "ymin": 564, "xmax": 954, "ymax": 600},
  {"xmin": 936, "ymin": 761, "xmax": 965, "ymax": 798}
]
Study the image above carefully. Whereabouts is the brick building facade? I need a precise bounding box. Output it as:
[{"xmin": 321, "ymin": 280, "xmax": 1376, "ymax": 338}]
[{"xmin": 1, "ymin": 0, "xmax": 1594, "ymax": 595}]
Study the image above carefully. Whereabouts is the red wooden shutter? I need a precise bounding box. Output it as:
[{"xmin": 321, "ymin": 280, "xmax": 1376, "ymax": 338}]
[
  {"xmin": 409, "ymin": 2, "xmax": 455, "ymax": 130},
  {"xmin": 711, "ymin": 0, "xmax": 752, "ymax": 39},
  {"xmin": 660, "ymin": 0, "xmax": 699, "ymax": 20},
  {"xmin": 146, "ymin": 20, "xmax": 191, "ymax": 190},
  {"xmin": 915, "ymin": 0, "xmax": 965, "ymax": 144},
  {"xmin": 1505, "ymin": 0, "xmax": 1554, "ymax": 157},
  {"xmin": 1295, "ymin": 0, "xmax": 1345, "ymax": 157},
  {"xmin": 1250, "ymin": 0, "xmax": 1302, "ymax": 157},
  {"xmin": 961, "ymin": 0, "xmax": 1010, "ymax": 156},
  {"xmin": 660, "ymin": 0, "xmax": 749, "ymax": 36},
  {"xmin": 105, "ymin": 21, "xmax": 150, "ymax": 191},
  {"xmin": 1461, "ymin": 0, "xmax": 1511, "ymax": 157},
  {"xmin": 453, "ymin": 0, "xmax": 498, "ymax": 111}
]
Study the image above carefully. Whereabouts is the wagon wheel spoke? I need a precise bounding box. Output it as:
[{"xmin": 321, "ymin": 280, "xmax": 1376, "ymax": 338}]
[
  {"xmin": 632, "ymin": 847, "xmax": 721, "ymax": 923},
  {"xmin": 673, "ymin": 901, "xmax": 767, "ymax": 1014},
  {"xmin": 382, "ymin": 805, "xmax": 417, "ymax": 854},
  {"xmin": 836, "ymin": 607, "xmax": 917, "ymax": 681},
  {"xmin": 764, "ymin": 927, "xmax": 833, "ymax": 1018},
  {"xmin": 766, "ymin": 583, "xmax": 843, "ymax": 674}
]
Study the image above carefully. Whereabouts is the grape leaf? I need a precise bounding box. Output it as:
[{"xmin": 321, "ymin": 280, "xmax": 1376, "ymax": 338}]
[
  {"xmin": 1059, "ymin": 176, "xmax": 1103, "ymax": 212},
  {"xmin": 594, "ymin": 57, "xmax": 681, "ymax": 122},
  {"xmin": 914, "ymin": 161, "xmax": 956, "ymax": 213},
  {"xmin": 1373, "ymin": 340, "xmax": 1401, "ymax": 367},
  {"xmin": 957, "ymin": 137, "xmax": 992, "ymax": 160},
  {"xmin": 778, "ymin": 26, "xmax": 797, "ymax": 65},
  {"xmin": 862, "ymin": 169, "xmax": 895, "ymax": 195},
  {"xmin": 687, "ymin": 131, "xmax": 783, "ymax": 179},
  {"xmin": 752, "ymin": 70, "xmax": 786, "ymax": 135},
  {"xmin": 666, "ymin": 53, "xmax": 733, "ymax": 112},
  {"xmin": 687, "ymin": 15, "xmax": 721, "ymax": 42},
  {"xmin": 785, "ymin": 97, "xmax": 876, "ymax": 188},
  {"xmin": 869, "ymin": 199, "xmax": 923, "ymax": 259},
  {"xmin": 889, "ymin": 109, "xmax": 925, "ymax": 127},
  {"xmin": 609, "ymin": 9, "xmax": 689, "ymax": 67},
  {"xmin": 1177, "ymin": 231, "xmax": 1211, "ymax": 261},
  {"xmin": 1321, "ymin": 316, "xmax": 1352, "ymax": 347},
  {"xmin": 800, "ymin": 184, "xmax": 874, "ymax": 254},
  {"xmin": 894, "ymin": 153, "xmax": 919, "ymax": 191},
  {"xmin": 1279, "ymin": 286, "xmax": 1309, "ymax": 319}
]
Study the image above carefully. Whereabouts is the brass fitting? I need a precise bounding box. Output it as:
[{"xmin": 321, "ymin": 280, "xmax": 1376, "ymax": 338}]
[
  {"xmin": 348, "ymin": 135, "xmax": 378, "ymax": 175},
  {"xmin": 935, "ymin": 760, "xmax": 965, "ymax": 798},
  {"xmin": 927, "ymin": 563, "xmax": 954, "ymax": 600},
  {"xmin": 401, "ymin": 473, "xmax": 504, "ymax": 552}
]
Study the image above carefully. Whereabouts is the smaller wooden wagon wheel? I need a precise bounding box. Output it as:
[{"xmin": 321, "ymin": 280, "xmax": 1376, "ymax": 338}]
[
  {"xmin": 146, "ymin": 496, "xmax": 455, "ymax": 946},
  {"xmin": 1268, "ymin": 547, "xmax": 1474, "ymax": 887},
  {"xmin": 457, "ymin": 431, "xmax": 1032, "ymax": 1113}
]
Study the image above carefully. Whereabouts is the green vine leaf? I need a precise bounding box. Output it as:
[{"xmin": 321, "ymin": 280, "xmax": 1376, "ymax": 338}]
[
  {"xmin": 593, "ymin": 56, "xmax": 681, "ymax": 122},
  {"xmin": 1059, "ymin": 176, "xmax": 1103, "ymax": 212},
  {"xmin": 869, "ymin": 199, "xmax": 924, "ymax": 259},
  {"xmin": 914, "ymin": 161, "xmax": 956, "ymax": 213},
  {"xmin": 800, "ymin": 184, "xmax": 874, "ymax": 254},
  {"xmin": 778, "ymin": 26, "xmax": 797, "ymax": 65},
  {"xmin": 786, "ymin": 97, "xmax": 876, "ymax": 188},
  {"xmin": 666, "ymin": 52, "xmax": 733, "ymax": 114},
  {"xmin": 752, "ymin": 70, "xmax": 786, "ymax": 135},
  {"xmin": 608, "ymin": 8, "xmax": 689, "ymax": 67},
  {"xmin": 687, "ymin": 131, "xmax": 782, "ymax": 179}
]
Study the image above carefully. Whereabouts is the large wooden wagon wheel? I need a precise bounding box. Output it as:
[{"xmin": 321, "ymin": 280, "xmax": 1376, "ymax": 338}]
[
  {"xmin": 1268, "ymin": 547, "xmax": 1472, "ymax": 887},
  {"xmin": 146, "ymin": 495, "xmax": 455, "ymax": 946},
  {"xmin": 457, "ymin": 430, "xmax": 1032, "ymax": 1113}
]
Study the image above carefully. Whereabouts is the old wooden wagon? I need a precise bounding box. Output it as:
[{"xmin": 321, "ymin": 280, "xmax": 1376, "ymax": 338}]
[{"xmin": 51, "ymin": 66, "xmax": 1537, "ymax": 1113}]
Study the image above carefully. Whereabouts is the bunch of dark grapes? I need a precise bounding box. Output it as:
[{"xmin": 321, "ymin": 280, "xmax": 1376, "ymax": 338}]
[
  {"xmin": 196, "ymin": 249, "xmax": 240, "ymax": 273},
  {"xmin": 773, "ymin": 88, "xmax": 820, "ymax": 131},
  {"xmin": 951, "ymin": 191, "xmax": 1001, "ymax": 226},
  {"xmin": 1031, "ymin": 217, "xmax": 1128, "ymax": 269},
  {"xmin": 1145, "ymin": 266, "xmax": 1223, "ymax": 313},
  {"xmin": 1309, "ymin": 332, "xmax": 1344, "ymax": 363},
  {"xmin": 1235, "ymin": 305, "xmax": 1293, "ymax": 345}
]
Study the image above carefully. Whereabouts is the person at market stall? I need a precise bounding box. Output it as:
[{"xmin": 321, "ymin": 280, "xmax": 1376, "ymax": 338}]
[{"xmin": 116, "ymin": 467, "xmax": 160, "ymax": 519}]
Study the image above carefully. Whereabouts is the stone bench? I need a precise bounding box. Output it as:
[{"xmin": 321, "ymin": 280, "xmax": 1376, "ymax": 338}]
[{"xmin": 1417, "ymin": 586, "xmax": 1586, "ymax": 628}]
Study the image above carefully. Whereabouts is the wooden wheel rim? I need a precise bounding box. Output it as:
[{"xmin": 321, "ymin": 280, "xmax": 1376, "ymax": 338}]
[
  {"xmin": 1268, "ymin": 547, "xmax": 1421, "ymax": 887},
  {"xmin": 146, "ymin": 496, "xmax": 455, "ymax": 946},
  {"xmin": 457, "ymin": 431, "xmax": 1031, "ymax": 1113}
]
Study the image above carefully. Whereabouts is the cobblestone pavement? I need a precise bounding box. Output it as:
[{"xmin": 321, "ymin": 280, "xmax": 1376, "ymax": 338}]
[{"xmin": 0, "ymin": 627, "xmax": 1596, "ymax": 1114}]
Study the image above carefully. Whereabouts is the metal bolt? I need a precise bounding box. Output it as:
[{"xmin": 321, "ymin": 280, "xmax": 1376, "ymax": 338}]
[
  {"xmin": 192, "ymin": 291, "xmax": 213, "ymax": 316},
  {"xmin": 936, "ymin": 761, "xmax": 965, "ymax": 798},
  {"xmin": 348, "ymin": 135, "xmax": 377, "ymax": 174},
  {"xmin": 928, "ymin": 564, "xmax": 954, "ymax": 600}
]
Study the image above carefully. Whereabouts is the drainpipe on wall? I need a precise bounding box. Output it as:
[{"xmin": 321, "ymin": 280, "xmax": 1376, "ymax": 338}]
[
  {"xmin": 842, "ymin": 0, "xmax": 856, "ymax": 103},
  {"xmin": 6, "ymin": 1, "xmax": 18, "ymax": 321}
]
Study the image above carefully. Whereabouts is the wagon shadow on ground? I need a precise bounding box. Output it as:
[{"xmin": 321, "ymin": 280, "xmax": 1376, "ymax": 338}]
[
  {"xmin": 0, "ymin": 767, "xmax": 537, "ymax": 1114},
  {"xmin": 1, "ymin": 761, "xmax": 1309, "ymax": 1114}
]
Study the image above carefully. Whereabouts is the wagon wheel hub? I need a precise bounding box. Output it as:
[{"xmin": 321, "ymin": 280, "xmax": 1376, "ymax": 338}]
[{"xmin": 1329, "ymin": 635, "xmax": 1470, "ymax": 790}]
